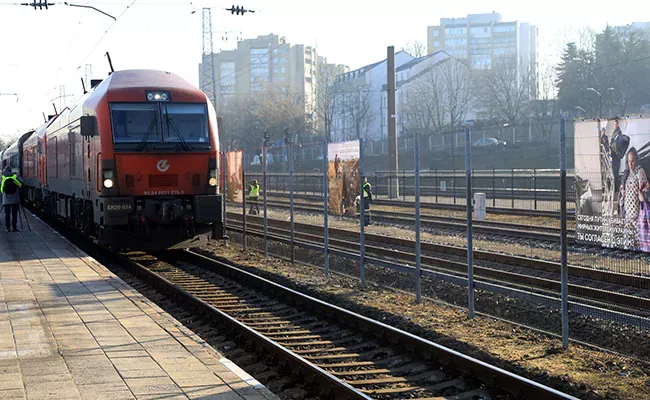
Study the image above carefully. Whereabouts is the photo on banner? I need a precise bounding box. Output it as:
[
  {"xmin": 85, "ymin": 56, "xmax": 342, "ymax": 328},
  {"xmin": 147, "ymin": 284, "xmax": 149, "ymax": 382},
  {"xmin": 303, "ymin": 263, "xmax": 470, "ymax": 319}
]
[
  {"xmin": 575, "ymin": 116, "xmax": 650, "ymax": 251},
  {"xmin": 226, "ymin": 150, "xmax": 243, "ymax": 203},
  {"xmin": 327, "ymin": 140, "xmax": 360, "ymax": 216}
]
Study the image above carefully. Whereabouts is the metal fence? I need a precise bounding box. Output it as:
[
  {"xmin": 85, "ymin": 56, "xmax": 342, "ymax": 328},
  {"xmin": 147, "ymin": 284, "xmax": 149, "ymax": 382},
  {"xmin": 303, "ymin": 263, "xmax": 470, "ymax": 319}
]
[
  {"xmin": 222, "ymin": 120, "xmax": 650, "ymax": 358},
  {"xmin": 244, "ymin": 169, "xmax": 575, "ymax": 212}
]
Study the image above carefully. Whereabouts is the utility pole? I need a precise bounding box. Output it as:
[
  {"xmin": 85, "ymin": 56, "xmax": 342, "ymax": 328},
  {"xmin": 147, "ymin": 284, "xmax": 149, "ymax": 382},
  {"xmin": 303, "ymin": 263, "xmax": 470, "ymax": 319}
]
[
  {"xmin": 387, "ymin": 46, "xmax": 398, "ymax": 198},
  {"xmin": 200, "ymin": 5, "xmax": 253, "ymax": 111},
  {"xmin": 201, "ymin": 8, "xmax": 218, "ymax": 110}
]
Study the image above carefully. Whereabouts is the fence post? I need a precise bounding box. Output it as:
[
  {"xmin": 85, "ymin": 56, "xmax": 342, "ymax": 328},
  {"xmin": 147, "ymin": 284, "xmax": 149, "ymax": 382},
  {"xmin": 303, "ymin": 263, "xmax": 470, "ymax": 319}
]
[
  {"xmin": 435, "ymin": 169, "xmax": 438, "ymax": 203},
  {"xmin": 560, "ymin": 118, "xmax": 569, "ymax": 349},
  {"xmin": 222, "ymin": 151, "xmax": 227, "ymax": 244},
  {"xmin": 465, "ymin": 125, "xmax": 474, "ymax": 319},
  {"xmin": 453, "ymin": 169, "xmax": 457, "ymax": 205},
  {"xmin": 511, "ymin": 168, "xmax": 515, "ymax": 209},
  {"xmin": 323, "ymin": 141, "xmax": 329, "ymax": 277},
  {"xmin": 492, "ymin": 168, "xmax": 496, "ymax": 207},
  {"xmin": 359, "ymin": 138, "xmax": 366, "ymax": 288},
  {"xmin": 534, "ymin": 169, "xmax": 538, "ymax": 211},
  {"xmin": 289, "ymin": 142, "xmax": 295, "ymax": 263},
  {"xmin": 263, "ymin": 145, "xmax": 268, "ymax": 258},
  {"xmin": 415, "ymin": 133, "xmax": 421, "ymax": 304},
  {"xmin": 242, "ymin": 149, "xmax": 246, "ymax": 251}
]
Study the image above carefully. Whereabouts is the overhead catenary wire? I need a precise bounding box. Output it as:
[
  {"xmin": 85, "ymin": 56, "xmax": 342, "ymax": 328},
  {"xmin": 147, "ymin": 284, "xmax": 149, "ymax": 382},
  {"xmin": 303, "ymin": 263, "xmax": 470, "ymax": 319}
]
[{"xmin": 74, "ymin": 0, "xmax": 138, "ymax": 68}]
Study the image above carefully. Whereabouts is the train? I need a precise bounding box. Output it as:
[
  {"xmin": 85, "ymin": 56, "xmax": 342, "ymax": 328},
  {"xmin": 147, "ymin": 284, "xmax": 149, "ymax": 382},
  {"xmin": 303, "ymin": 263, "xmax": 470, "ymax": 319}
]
[{"xmin": 1, "ymin": 69, "xmax": 224, "ymax": 250}]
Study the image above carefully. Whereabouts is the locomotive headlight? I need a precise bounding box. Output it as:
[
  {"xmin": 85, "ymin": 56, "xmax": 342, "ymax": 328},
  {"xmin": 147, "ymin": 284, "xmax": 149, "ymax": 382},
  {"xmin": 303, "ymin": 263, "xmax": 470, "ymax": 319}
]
[
  {"xmin": 208, "ymin": 169, "xmax": 217, "ymax": 186},
  {"xmin": 103, "ymin": 170, "xmax": 115, "ymax": 189},
  {"xmin": 145, "ymin": 90, "xmax": 171, "ymax": 102}
]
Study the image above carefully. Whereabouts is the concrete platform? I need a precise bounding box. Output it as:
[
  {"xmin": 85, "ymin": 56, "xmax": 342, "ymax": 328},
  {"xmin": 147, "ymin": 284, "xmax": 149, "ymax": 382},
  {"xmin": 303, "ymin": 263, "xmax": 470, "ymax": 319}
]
[{"xmin": 0, "ymin": 211, "xmax": 278, "ymax": 400}]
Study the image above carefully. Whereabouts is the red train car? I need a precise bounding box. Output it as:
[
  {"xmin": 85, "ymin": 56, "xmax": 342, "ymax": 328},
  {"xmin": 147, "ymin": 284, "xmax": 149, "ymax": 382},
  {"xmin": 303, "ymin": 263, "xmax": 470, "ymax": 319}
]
[{"xmin": 10, "ymin": 69, "xmax": 224, "ymax": 250}]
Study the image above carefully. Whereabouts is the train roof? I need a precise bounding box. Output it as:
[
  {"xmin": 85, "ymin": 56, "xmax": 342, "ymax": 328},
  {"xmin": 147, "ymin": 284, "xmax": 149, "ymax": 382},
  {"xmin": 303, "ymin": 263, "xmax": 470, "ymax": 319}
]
[
  {"xmin": 1, "ymin": 130, "xmax": 34, "ymax": 159},
  {"xmin": 99, "ymin": 69, "xmax": 199, "ymax": 91}
]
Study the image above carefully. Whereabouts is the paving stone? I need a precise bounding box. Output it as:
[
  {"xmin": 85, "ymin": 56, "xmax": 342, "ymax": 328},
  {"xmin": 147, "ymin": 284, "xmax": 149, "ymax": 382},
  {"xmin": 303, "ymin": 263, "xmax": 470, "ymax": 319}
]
[{"xmin": 0, "ymin": 216, "xmax": 276, "ymax": 400}]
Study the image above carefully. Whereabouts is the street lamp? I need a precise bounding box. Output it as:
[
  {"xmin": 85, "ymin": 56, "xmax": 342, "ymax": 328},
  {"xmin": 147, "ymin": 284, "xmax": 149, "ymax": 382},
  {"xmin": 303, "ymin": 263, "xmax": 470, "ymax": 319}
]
[
  {"xmin": 586, "ymin": 87, "xmax": 615, "ymax": 118},
  {"xmin": 586, "ymin": 88, "xmax": 602, "ymax": 117},
  {"xmin": 575, "ymin": 106, "xmax": 586, "ymax": 117}
]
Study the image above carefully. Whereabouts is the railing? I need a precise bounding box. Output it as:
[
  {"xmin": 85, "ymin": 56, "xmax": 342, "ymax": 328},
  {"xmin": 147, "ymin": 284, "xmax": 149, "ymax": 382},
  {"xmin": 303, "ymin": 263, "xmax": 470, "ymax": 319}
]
[{"xmin": 245, "ymin": 169, "xmax": 576, "ymax": 211}]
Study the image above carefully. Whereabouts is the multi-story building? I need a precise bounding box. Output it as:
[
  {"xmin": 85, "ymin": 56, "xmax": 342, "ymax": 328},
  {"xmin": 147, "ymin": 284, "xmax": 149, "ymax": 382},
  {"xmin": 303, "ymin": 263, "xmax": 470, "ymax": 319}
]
[
  {"xmin": 330, "ymin": 51, "xmax": 414, "ymax": 142},
  {"xmin": 426, "ymin": 12, "xmax": 537, "ymax": 74},
  {"xmin": 199, "ymin": 34, "xmax": 322, "ymax": 131}
]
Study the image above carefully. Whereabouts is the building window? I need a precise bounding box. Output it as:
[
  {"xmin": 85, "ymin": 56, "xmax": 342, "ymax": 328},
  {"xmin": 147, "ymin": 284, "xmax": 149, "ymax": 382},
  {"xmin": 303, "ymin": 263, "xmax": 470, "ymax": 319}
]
[
  {"xmin": 220, "ymin": 61, "xmax": 235, "ymax": 86},
  {"xmin": 281, "ymin": 67, "xmax": 286, "ymax": 73},
  {"xmin": 433, "ymin": 30, "xmax": 439, "ymax": 37},
  {"xmin": 434, "ymin": 40, "xmax": 440, "ymax": 47}
]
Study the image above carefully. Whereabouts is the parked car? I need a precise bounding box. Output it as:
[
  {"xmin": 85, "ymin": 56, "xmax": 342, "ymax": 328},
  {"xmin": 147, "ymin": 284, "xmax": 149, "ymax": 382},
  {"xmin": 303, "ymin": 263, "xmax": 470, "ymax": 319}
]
[{"xmin": 472, "ymin": 137, "xmax": 507, "ymax": 150}]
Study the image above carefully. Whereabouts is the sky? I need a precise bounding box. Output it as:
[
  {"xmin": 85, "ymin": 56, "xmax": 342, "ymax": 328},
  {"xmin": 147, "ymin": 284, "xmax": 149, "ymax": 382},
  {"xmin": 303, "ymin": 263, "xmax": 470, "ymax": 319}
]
[{"xmin": 0, "ymin": 0, "xmax": 646, "ymax": 141}]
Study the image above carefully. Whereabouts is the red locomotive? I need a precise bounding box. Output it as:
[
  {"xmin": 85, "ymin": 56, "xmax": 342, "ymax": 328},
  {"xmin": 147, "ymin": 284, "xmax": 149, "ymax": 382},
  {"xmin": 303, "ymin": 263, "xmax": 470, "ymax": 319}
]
[{"xmin": 1, "ymin": 69, "xmax": 224, "ymax": 250}]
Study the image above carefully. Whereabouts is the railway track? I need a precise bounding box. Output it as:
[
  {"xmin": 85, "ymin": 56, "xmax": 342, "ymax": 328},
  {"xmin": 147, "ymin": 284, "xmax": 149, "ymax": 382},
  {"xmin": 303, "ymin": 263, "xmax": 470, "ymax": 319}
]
[
  {"xmin": 263, "ymin": 191, "xmax": 576, "ymax": 220},
  {"xmin": 235, "ymin": 199, "xmax": 574, "ymax": 243},
  {"xmin": 227, "ymin": 213, "xmax": 650, "ymax": 316},
  {"xmin": 116, "ymin": 249, "xmax": 577, "ymax": 400}
]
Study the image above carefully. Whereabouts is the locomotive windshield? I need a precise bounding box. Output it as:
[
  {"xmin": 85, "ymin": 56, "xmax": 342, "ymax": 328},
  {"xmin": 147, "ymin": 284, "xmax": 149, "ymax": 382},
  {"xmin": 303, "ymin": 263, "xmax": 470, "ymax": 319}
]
[{"xmin": 110, "ymin": 102, "xmax": 210, "ymax": 150}]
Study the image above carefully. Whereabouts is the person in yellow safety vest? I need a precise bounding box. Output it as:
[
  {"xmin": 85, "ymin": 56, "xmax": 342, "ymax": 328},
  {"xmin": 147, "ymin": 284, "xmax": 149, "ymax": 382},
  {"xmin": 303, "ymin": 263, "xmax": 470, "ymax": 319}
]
[
  {"xmin": 1, "ymin": 165, "xmax": 23, "ymax": 232},
  {"xmin": 362, "ymin": 177, "xmax": 372, "ymax": 226},
  {"xmin": 248, "ymin": 179, "xmax": 260, "ymax": 215}
]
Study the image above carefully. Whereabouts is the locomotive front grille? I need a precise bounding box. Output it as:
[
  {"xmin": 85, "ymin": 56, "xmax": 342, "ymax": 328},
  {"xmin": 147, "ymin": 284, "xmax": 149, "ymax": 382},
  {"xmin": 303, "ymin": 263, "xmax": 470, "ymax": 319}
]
[
  {"xmin": 149, "ymin": 174, "xmax": 178, "ymax": 187},
  {"xmin": 192, "ymin": 174, "xmax": 200, "ymax": 187},
  {"xmin": 125, "ymin": 174, "xmax": 135, "ymax": 187}
]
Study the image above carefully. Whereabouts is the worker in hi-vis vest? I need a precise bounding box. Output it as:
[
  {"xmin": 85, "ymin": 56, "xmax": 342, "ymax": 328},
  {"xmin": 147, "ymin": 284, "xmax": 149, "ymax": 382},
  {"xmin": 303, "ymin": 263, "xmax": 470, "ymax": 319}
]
[
  {"xmin": 361, "ymin": 176, "xmax": 372, "ymax": 226},
  {"xmin": 1, "ymin": 165, "xmax": 23, "ymax": 232},
  {"xmin": 248, "ymin": 179, "xmax": 260, "ymax": 215}
]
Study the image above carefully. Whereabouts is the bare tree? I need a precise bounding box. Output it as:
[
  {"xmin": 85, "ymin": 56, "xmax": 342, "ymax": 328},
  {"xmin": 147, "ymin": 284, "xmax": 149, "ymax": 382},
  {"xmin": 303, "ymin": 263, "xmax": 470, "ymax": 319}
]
[
  {"xmin": 402, "ymin": 40, "xmax": 426, "ymax": 58},
  {"xmin": 440, "ymin": 58, "xmax": 472, "ymax": 129},
  {"xmin": 402, "ymin": 65, "xmax": 446, "ymax": 137},
  {"xmin": 532, "ymin": 62, "xmax": 559, "ymax": 139},
  {"xmin": 474, "ymin": 55, "xmax": 534, "ymax": 142},
  {"xmin": 250, "ymin": 84, "xmax": 306, "ymax": 140},
  {"xmin": 401, "ymin": 58, "xmax": 471, "ymax": 143},
  {"xmin": 337, "ymin": 87, "xmax": 373, "ymax": 141},
  {"xmin": 219, "ymin": 95, "xmax": 259, "ymax": 151},
  {"xmin": 218, "ymin": 84, "xmax": 307, "ymax": 151},
  {"xmin": 315, "ymin": 63, "xmax": 337, "ymax": 142},
  {"xmin": 552, "ymin": 25, "xmax": 597, "ymax": 58}
]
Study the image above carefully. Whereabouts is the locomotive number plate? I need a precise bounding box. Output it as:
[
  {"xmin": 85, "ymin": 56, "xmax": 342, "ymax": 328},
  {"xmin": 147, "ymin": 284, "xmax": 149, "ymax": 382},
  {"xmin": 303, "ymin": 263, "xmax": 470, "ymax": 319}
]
[
  {"xmin": 106, "ymin": 204, "xmax": 132, "ymax": 211},
  {"xmin": 144, "ymin": 190, "xmax": 185, "ymax": 196}
]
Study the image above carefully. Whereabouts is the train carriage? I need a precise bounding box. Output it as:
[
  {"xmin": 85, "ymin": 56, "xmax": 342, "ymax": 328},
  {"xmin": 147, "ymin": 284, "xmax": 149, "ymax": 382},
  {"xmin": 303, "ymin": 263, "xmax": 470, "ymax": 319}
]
[{"xmin": 4, "ymin": 69, "xmax": 224, "ymax": 250}]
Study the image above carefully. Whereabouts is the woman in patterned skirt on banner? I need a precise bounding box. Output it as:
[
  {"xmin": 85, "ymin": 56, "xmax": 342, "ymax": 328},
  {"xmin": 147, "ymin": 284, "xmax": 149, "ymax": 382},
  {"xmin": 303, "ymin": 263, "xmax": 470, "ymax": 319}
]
[{"xmin": 620, "ymin": 147, "xmax": 649, "ymax": 250}]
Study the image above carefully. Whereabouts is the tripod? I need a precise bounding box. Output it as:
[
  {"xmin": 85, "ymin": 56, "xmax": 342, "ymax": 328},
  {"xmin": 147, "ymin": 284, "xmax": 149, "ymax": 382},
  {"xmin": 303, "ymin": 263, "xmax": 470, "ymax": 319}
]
[{"xmin": 0, "ymin": 203, "xmax": 31, "ymax": 232}]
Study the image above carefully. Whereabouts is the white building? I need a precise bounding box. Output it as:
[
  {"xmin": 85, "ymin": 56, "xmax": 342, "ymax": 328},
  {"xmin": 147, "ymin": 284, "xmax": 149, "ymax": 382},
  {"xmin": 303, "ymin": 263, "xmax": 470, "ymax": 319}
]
[
  {"xmin": 330, "ymin": 51, "xmax": 414, "ymax": 142},
  {"xmin": 427, "ymin": 12, "xmax": 537, "ymax": 75}
]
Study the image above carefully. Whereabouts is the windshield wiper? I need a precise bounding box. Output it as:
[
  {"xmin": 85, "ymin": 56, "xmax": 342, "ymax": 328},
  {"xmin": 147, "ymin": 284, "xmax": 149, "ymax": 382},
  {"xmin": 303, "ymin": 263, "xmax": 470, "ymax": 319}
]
[
  {"xmin": 164, "ymin": 106, "xmax": 191, "ymax": 151},
  {"xmin": 136, "ymin": 114, "xmax": 158, "ymax": 151}
]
